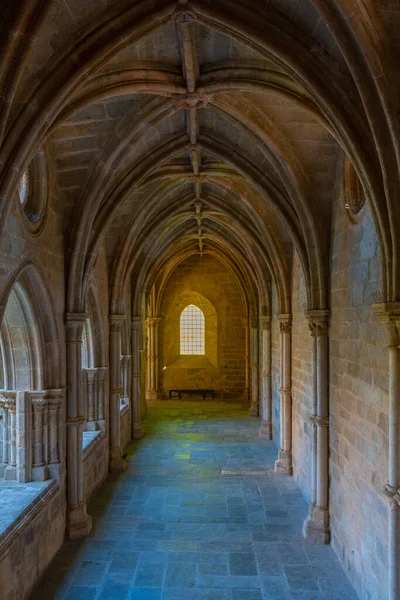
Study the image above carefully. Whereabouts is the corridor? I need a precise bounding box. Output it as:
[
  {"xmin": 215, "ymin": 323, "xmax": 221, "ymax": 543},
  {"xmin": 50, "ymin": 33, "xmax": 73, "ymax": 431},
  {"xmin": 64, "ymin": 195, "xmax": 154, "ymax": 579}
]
[{"xmin": 30, "ymin": 402, "xmax": 357, "ymax": 600}]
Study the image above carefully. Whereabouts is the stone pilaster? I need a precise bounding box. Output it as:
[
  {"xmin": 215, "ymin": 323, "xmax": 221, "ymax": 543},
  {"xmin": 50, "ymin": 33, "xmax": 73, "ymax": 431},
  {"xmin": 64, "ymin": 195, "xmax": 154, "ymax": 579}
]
[
  {"xmin": 303, "ymin": 310, "xmax": 330, "ymax": 544},
  {"xmin": 131, "ymin": 317, "xmax": 144, "ymax": 439},
  {"xmin": 275, "ymin": 314, "xmax": 293, "ymax": 475},
  {"xmin": 109, "ymin": 314, "xmax": 126, "ymax": 473},
  {"xmin": 146, "ymin": 317, "xmax": 161, "ymax": 401},
  {"xmin": 65, "ymin": 312, "xmax": 92, "ymax": 540},
  {"xmin": 373, "ymin": 302, "xmax": 400, "ymax": 600},
  {"xmin": 259, "ymin": 316, "xmax": 272, "ymax": 439},
  {"xmin": 249, "ymin": 317, "xmax": 260, "ymax": 416}
]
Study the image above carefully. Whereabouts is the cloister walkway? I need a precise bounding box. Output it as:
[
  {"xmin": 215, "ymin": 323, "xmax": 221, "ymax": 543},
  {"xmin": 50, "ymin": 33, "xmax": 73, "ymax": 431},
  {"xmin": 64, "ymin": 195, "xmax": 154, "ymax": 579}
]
[{"xmin": 30, "ymin": 401, "xmax": 358, "ymax": 600}]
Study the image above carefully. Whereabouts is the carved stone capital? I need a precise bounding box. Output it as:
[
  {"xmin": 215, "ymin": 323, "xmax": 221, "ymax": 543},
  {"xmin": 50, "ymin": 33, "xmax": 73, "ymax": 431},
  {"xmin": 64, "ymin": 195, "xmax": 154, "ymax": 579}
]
[
  {"xmin": 65, "ymin": 313, "xmax": 88, "ymax": 343},
  {"xmin": 373, "ymin": 302, "xmax": 400, "ymax": 347},
  {"xmin": 305, "ymin": 310, "xmax": 329, "ymax": 337},
  {"xmin": 251, "ymin": 316, "xmax": 259, "ymax": 330},
  {"xmin": 109, "ymin": 314, "xmax": 125, "ymax": 333},
  {"xmin": 277, "ymin": 314, "xmax": 292, "ymax": 334},
  {"xmin": 0, "ymin": 391, "xmax": 17, "ymax": 409},
  {"xmin": 259, "ymin": 316, "xmax": 271, "ymax": 331}
]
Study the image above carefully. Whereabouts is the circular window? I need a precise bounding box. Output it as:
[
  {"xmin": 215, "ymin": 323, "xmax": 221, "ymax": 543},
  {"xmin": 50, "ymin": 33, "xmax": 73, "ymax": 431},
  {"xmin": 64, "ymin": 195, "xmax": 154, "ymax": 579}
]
[
  {"xmin": 17, "ymin": 152, "xmax": 48, "ymax": 233},
  {"xmin": 344, "ymin": 158, "xmax": 366, "ymax": 224}
]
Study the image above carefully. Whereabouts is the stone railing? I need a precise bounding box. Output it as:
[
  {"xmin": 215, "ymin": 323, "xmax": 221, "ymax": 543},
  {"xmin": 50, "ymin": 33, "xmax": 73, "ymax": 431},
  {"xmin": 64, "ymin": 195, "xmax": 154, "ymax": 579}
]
[
  {"xmin": 0, "ymin": 389, "xmax": 64, "ymax": 482},
  {"xmin": 82, "ymin": 368, "xmax": 107, "ymax": 430}
]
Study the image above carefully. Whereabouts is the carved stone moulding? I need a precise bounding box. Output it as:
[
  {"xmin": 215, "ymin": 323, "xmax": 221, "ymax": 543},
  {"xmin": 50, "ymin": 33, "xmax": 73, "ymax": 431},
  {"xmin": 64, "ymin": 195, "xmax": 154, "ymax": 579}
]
[{"xmin": 343, "ymin": 157, "xmax": 366, "ymax": 224}]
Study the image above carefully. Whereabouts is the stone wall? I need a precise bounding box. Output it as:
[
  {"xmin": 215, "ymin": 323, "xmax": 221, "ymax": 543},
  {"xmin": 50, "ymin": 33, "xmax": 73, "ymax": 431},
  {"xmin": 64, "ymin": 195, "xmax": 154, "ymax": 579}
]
[
  {"xmin": 83, "ymin": 433, "xmax": 109, "ymax": 503},
  {"xmin": 159, "ymin": 254, "xmax": 247, "ymax": 399},
  {"xmin": 291, "ymin": 252, "xmax": 313, "ymax": 501},
  {"xmin": 329, "ymin": 198, "xmax": 389, "ymax": 599},
  {"xmin": 271, "ymin": 285, "xmax": 281, "ymax": 446},
  {"xmin": 0, "ymin": 485, "xmax": 65, "ymax": 600}
]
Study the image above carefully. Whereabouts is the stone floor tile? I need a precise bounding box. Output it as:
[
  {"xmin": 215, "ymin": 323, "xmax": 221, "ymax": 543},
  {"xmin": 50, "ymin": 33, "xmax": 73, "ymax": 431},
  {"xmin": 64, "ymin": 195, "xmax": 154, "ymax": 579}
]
[
  {"xmin": 98, "ymin": 576, "xmax": 132, "ymax": 599},
  {"xmin": 229, "ymin": 552, "xmax": 258, "ymax": 575},
  {"xmin": 64, "ymin": 586, "xmax": 99, "ymax": 600},
  {"xmin": 129, "ymin": 588, "xmax": 162, "ymax": 599},
  {"xmin": 232, "ymin": 590, "xmax": 263, "ymax": 600},
  {"xmin": 164, "ymin": 563, "xmax": 197, "ymax": 587}
]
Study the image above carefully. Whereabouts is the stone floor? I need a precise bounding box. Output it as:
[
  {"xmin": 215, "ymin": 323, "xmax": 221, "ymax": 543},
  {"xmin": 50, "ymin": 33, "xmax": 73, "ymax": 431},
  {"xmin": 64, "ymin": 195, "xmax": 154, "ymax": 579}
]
[{"xmin": 30, "ymin": 401, "xmax": 358, "ymax": 600}]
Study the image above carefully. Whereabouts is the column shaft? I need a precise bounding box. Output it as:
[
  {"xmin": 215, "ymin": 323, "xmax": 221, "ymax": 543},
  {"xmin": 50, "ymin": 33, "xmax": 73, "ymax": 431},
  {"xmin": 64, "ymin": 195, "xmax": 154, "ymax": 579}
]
[
  {"xmin": 65, "ymin": 312, "xmax": 92, "ymax": 540},
  {"xmin": 259, "ymin": 317, "xmax": 272, "ymax": 439},
  {"xmin": 132, "ymin": 317, "xmax": 144, "ymax": 439},
  {"xmin": 249, "ymin": 318, "xmax": 259, "ymax": 416},
  {"xmin": 109, "ymin": 315, "xmax": 126, "ymax": 473},
  {"xmin": 275, "ymin": 315, "xmax": 292, "ymax": 475},
  {"xmin": 303, "ymin": 310, "xmax": 330, "ymax": 544}
]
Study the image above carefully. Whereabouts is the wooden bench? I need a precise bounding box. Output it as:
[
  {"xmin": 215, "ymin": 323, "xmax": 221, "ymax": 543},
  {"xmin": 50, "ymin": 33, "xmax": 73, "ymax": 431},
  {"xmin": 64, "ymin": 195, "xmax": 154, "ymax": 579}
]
[{"xmin": 168, "ymin": 389, "xmax": 215, "ymax": 400}]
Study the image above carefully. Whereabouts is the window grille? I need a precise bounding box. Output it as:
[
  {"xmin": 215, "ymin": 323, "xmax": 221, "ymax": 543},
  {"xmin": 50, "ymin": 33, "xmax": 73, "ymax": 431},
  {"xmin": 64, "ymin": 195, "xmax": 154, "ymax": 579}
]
[{"xmin": 180, "ymin": 305, "xmax": 205, "ymax": 355}]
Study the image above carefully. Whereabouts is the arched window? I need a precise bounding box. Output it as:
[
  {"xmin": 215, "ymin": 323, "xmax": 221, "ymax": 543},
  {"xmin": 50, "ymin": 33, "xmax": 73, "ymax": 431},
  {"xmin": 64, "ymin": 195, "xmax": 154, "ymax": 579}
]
[{"xmin": 180, "ymin": 304, "xmax": 205, "ymax": 355}]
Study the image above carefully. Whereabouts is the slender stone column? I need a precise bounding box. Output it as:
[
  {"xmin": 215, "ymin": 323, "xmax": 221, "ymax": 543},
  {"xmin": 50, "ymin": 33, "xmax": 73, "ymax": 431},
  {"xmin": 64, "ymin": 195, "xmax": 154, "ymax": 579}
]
[
  {"xmin": 244, "ymin": 318, "xmax": 250, "ymax": 402},
  {"xmin": 4, "ymin": 393, "xmax": 17, "ymax": 480},
  {"xmin": 109, "ymin": 315, "xmax": 126, "ymax": 473},
  {"xmin": 373, "ymin": 303, "xmax": 400, "ymax": 600},
  {"xmin": 146, "ymin": 317, "xmax": 160, "ymax": 401},
  {"xmin": 97, "ymin": 367, "xmax": 107, "ymax": 424},
  {"xmin": 303, "ymin": 310, "xmax": 330, "ymax": 544},
  {"xmin": 259, "ymin": 316, "xmax": 272, "ymax": 439},
  {"xmin": 275, "ymin": 314, "xmax": 293, "ymax": 475},
  {"xmin": 249, "ymin": 317, "xmax": 260, "ymax": 416},
  {"xmin": 121, "ymin": 355, "xmax": 131, "ymax": 403},
  {"xmin": 65, "ymin": 312, "xmax": 92, "ymax": 540},
  {"xmin": 132, "ymin": 317, "xmax": 144, "ymax": 439}
]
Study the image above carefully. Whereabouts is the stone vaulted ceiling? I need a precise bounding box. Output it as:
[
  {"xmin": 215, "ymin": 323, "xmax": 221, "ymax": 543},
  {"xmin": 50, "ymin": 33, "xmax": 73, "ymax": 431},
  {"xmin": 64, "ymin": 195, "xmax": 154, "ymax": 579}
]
[{"xmin": 1, "ymin": 0, "xmax": 400, "ymax": 313}]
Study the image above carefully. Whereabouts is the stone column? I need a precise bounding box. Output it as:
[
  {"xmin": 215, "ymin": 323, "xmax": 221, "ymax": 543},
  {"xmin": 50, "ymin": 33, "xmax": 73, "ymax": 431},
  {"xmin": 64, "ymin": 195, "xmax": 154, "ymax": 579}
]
[
  {"xmin": 32, "ymin": 393, "xmax": 48, "ymax": 481},
  {"xmin": 132, "ymin": 317, "xmax": 144, "ymax": 439},
  {"xmin": 249, "ymin": 317, "xmax": 259, "ymax": 416},
  {"xmin": 1, "ymin": 392, "xmax": 17, "ymax": 480},
  {"xmin": 65, "ymin": 312, "xmax": 92, "ymax": 540},
  {"xmin": 146, "ymin": 317, "xmax": 160, "ymax": 401},
  {"xmin": 109, "ymin": 315, "xmax": 126, "ymax": 473},
  {"xmin": 374, "ymin": 304, "xmax": 400, "ymax": 600},
  {"xmin": 83, "ymin": 369, "xmax": 98, "ymax": 429},
  {"xmin": 303, "ymin": 310, "xmax": 330, "ymax": 544},
  {"xmin": 97, "ymin": 367, "xmax": 107, "ymax": 426},
  {"xmin": 244, "ymin": 318, "xmax": 250, "ymax": 402},
  {"xmin": 275, "ymin": 314, "xmax": 293, "ymax": 475},
  {"xmin": 121, "ymin": 354, "xmax": 131, "ymax": 404},
  {"xmin": 259, "ymin": 316, "xmax": 272, "ymax": 439}
]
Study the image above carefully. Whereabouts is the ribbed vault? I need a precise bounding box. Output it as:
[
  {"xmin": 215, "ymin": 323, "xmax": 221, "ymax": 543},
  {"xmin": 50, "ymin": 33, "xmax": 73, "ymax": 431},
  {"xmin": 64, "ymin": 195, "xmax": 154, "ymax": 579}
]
[{"xmin": 1, "ymin": 0, "xmax": 400, "ymax": 311}]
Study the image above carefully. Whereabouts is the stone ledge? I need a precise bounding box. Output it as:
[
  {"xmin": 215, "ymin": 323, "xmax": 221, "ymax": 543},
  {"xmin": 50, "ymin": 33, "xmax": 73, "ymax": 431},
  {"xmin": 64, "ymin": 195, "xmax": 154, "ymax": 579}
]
[
  {"xmin": 82, "ymin": 430, "xmax": 105, "ymax": 459},
  {"xmin": 0, "ymin": 479, "xmax": 58, "ymax": 558},
  {"xmin": 120, "ymin": 402, "xmax": 130, "ymax": 417}
]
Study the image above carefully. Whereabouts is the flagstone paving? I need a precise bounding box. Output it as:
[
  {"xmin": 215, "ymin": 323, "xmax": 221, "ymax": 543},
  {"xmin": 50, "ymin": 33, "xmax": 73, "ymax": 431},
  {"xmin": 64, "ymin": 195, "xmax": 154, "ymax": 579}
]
[{"xmin": 30, "ymin": 401, "xmax": 358, "ymax": 600}]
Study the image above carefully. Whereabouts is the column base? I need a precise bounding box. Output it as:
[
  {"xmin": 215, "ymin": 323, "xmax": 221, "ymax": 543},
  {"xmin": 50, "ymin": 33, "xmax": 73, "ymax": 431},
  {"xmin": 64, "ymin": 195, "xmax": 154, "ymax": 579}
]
[
  {"xmin": 109, "ymin": 457, "xmax": 127, "ymax": 473},
  {"xmin": 133, "ymin": 421, "xmax": 144, "ymax": 439},
  {"xmin": 249, "ymin": 401, "xmax": 259, "ymax": 417},
  {"xmin": 146, "ymin": 390, "xmax": 158, "ymax": 401},
  {"xmin": 259, "ymin": 420, "xmax": 272, "ymax": 439},
  {"xmin": 67, "ymin": 503, "xmax": 92, "ymax": 541},
  {"xmin": 274, "ymin": 449, "xmax": 292, "ymax": 475},
  {"xmin": 303, "ymin": 504, "xmax": 330, "ymax": 544}
]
